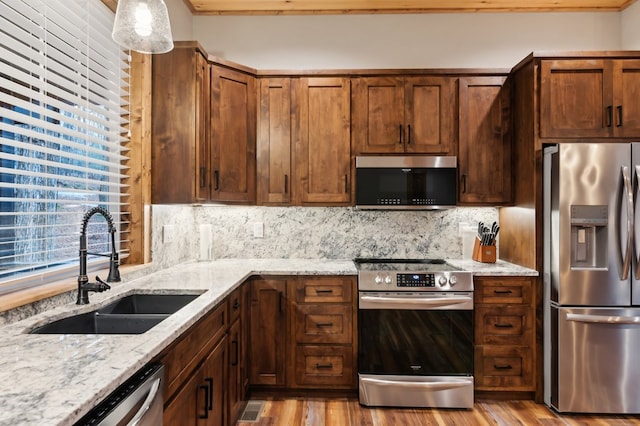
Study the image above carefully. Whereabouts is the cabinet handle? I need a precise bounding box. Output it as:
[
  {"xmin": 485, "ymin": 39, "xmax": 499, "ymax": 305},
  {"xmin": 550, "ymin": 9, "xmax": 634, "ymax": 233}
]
[
  {"xmin": 199, "ymin": 166, "xmax": 206, "ymax": 188},
  {"xmin": 617, "ymin": 105, "xmax": 623, "ymax": 127},
  {"xmin": 284, "ymin": 174, "xmax": 288, "ymax": 194},
  {"xmin": 278, "ymin": 291, "xmax": 283, "ymax": 313},
  {"xmin": 344, "ymin": 174, "xmax": 348, "ymax": 193},
  {"xmin": 407, "ymin": 124, "xmax": 411, "ymax": 145},
  {"xmin": 315, "ymin": 363, "xmax": 333, "ymax": 369},
  {"xmin": 493, "ymin": 289, "xmax": 513, "ymax": 294},
  {"xmin": 316, "ymin": 322, "xmax": 334, "ymax": 328},
  {"xmin": 214, "ymin": 170, "xmax": 219, "ymax": 191},
  {"xmin": 315, "ymin": 289, "xmax": 333, "ymax": 294},
  {"xmin": 493, "ymin": 364, "xmax": 513, "ymax": 370},
  {"xmin": 232, "ymin": 339, "xmax": 239, "ymax": 366},
  {"xmin": 233, "ymin": 300, "xmax": 240, "ymax": 310},
  {"xmin": 606, "ymin": 105, "xmax": 613, "ymax": 127},
  {"xmin": 204, "ymin": 377, "xmax": 213, "ymax": 410},
  {"xmin": 461, "ymin": 174, "xmax": 467, "ymax": 193},
  {"xmin": 494, "ymin": 323, "xmax": 514, "ymax": 328},
  {"xmin": 198, "ymin": 384, "xmax": 209, "ymax": 419},
  {"xmin": 398, "ymin": 124, "xmax": 403, "ymax": 144}
]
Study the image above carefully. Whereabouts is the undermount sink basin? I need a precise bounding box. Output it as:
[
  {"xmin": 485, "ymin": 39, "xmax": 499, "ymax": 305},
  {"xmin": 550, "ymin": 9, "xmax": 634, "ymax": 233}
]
[
  {"xmin": 98, "ymin": 293, "xmax": 201, "ymax": 315},
  {"xmin": 29, "ymin": 293, "xmax": 201, "ymax": 335},
  {"xmin": 30, "ymin": 312, "xmax": 168, "ymax": 334}
]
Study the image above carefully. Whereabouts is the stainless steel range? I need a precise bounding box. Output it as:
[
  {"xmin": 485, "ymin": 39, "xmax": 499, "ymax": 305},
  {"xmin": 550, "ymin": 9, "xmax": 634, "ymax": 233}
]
[{"xmin": 355, "ymin": 258, "xmax": 474, "ymax": 409}]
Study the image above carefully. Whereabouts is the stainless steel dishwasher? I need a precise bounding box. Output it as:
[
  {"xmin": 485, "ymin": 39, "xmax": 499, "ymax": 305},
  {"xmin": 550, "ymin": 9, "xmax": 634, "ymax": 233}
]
[{"xmin": 75, "ymin": 363, "xmax": 164, "ymax": 426}]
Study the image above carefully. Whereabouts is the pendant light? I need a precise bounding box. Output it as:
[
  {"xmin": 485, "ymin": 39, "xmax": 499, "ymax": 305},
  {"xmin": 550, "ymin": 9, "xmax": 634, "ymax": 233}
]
[{"xmin": 112, "ymin": 0, "xmax": 174, "ymax": 54}]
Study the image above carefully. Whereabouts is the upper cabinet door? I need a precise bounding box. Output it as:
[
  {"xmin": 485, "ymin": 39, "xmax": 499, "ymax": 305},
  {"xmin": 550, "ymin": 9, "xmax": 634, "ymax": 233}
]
[
  {"xmin": 612, "ymin": 60, "xmax": 640, "ymax": 138},
  {"xmin": 458, "ymin": 76, "xmax": 512, "ymax": 205},
  {"xmin": 539, "ymin": 59, "xmax": 612, "ymax": 138},
  {"xmin": 152, "ymin": 47, "xmax": 210, "ymax": 204},
  {"xmin": 352, "ymin": 76, "xmax": 455, "ymax": 154},
  {"xmin": 210, "ymin": 66, "xmax": 257, "ymax": 203},
  {"xmin": 404, "ymin": 76, "xmax": 455, "ymax": 154},
  {"xmin": 257, "ymin": 78, "xmax": 292, "ymax": 205},
  {"xmin": 351, "ymin": 77, "xmax": 405, "ymax": 154},
  {"xmin": 294, "ymin": 77, "xmax": 352, "ymax": 205}
]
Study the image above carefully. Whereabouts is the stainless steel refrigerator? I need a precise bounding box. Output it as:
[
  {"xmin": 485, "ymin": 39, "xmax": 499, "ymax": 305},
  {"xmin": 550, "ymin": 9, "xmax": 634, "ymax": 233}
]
[{"xmin": 544, "ymin": 143, "xmax": 640, "ymax": 414}]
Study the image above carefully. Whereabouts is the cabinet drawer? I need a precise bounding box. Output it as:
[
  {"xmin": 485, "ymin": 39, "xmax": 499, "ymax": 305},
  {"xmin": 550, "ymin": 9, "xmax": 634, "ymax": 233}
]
[
  {"xmin": 474, "ymin": 346, "xmax": 533, "ymax": 390},
  {"xmin": 475, "ymin": 305, "xmax": 533, "ymax": 346},
  {"xmin": 295, "ymin": 277, "xmax": 354, "ymax": 303},
  {"xmin": 474, "ymin": 277, "xmax": 533, "ymax": 305},
  {"xmin": 159, "ymin": 301, "xmax": 228, "ymax": 400},
  {"xmin": 294, "ymin": 345, "xmax": 354, "ymax": 387},
  {"xmin": 295, "ymin": 304, "xmax": 352, "ymax": 344}
]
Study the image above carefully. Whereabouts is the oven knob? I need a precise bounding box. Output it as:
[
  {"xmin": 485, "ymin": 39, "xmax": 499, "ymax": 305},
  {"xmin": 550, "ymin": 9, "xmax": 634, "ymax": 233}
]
[
  {"xmin": 438, "ymin": 276, "xmax": 448, "ymax": 287},
  {"xmin": 375, "ymin": 275, "xmax": 383, "ymax": 284},
  {"xmin": 384, "ymin": 276, "xmax": 392, "ymax": 284},
  {"xmin": 449, "ymin": 275, "xmax": 458, "ymax": 286}
]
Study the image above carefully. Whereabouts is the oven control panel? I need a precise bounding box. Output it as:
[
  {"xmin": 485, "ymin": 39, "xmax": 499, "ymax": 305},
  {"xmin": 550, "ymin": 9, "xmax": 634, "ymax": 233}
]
[
  {"xmin": 397, "ymin": 273, "xmax": 435, "ymax": 287},
  {"xmin": 358, "ymin": 271, "xmax": 473, "ymax": 292}
]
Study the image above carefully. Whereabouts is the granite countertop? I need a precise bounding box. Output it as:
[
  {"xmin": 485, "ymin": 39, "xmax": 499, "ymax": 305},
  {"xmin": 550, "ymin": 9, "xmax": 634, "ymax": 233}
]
[{"xmin": 0, "ymin": 258, "xmax": 536, "ymax": 426}]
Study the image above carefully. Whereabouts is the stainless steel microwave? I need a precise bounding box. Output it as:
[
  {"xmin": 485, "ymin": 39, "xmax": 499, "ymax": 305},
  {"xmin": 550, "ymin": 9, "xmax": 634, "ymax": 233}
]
[{"xmin": 355, "ymin": 156, "xmax": 457, "ymax": 210}]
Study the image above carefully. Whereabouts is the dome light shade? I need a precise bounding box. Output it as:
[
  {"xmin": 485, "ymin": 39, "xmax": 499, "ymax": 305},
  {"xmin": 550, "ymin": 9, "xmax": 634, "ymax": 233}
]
[{"xmin": 112, "ymin": 0, "xmax": 174, "ymax": 54}]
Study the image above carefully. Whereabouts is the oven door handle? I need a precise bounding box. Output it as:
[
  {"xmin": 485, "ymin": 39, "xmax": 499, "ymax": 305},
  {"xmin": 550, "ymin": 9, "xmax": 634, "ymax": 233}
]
[
  {"xmin": 359, "ymin": 294, "xmax": 472, "ymax": 309},
  {"xmin": 360, "ymin": 376, "xmax": 471, "ymax": 390}
]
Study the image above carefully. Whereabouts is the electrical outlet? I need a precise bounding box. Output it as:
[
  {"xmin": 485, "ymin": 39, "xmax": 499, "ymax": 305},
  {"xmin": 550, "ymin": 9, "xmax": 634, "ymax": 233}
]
[
  {"xmin": 253, "ymin": 222, "xmax": 264, "ymax": 238},
  {"xmin": 163, "ymin": 225, "xmax": 176, "ymax": 243},
  {"xmin": 458, "ymin": 222, "xmax": 469, "ymax": 237}
]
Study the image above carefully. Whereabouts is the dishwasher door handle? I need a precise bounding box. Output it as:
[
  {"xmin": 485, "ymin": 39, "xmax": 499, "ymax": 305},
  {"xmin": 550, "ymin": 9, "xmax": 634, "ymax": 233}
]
[{"xmin": 127, "ymin": 377, "xmax": 162, "ymax": 426}]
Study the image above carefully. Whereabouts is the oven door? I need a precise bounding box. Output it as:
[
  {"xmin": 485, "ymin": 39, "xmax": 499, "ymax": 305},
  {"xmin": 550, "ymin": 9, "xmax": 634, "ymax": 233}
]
[
  {"xmin": 358, "ymin": 292, "xmax": 474, "ymax": 408},
  {"xmin": 359, "ymin": 291, "xmax": 473, "ymax": 376}
]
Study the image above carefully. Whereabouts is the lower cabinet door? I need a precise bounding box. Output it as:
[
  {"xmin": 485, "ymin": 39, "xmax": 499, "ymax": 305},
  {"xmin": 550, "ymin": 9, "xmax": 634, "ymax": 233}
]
[{"xmin": 164, "ymin": 336, "xmax": 228, "ymax": 425}]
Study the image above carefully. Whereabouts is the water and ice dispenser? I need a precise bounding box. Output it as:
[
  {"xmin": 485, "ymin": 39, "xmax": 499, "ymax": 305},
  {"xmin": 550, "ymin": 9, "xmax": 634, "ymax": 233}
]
[{"xmin": 570, "ymin": 205, "xmax": 608, "ymax": 268}]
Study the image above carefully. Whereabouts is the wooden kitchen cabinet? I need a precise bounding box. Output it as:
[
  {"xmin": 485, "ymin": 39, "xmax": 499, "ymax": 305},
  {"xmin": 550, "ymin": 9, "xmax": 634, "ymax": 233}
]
[
  {"xmin": 152, "ymin": 45, "xmax": 210, "ymax": 203},
  {"xmin": 458, "ymin": 76, "xmax": 512, "ymax": 205},
  {"xmin": 159, "ymin": 299, "xmax": 229, "ymax": 424},
  {"xmin": 351, "ymin": 76, "xmax": 456, "ymax": 154},
  {"xmin": 257, "ymin": 78, "xmax": 292, "ymax": 205},
  {"xmin": 164, "ymin": 336, "xmax": 228, "ymax": 426},
  {"xmin": 248, "ymin": 276, "xmax": 357, "ymax": 391},
  {"xmin": 474, "ymin": 276, "xmax": 535, "ymax": 392},
  {"xmin": 540, "ymin": 59, "xmax": 640, "ymax": 139},
  {"xmin": 249, "ymin": 278, "xmax": 289, "ymax": 387},
  {"xmin": 227, "ymin": 285, "xmax": 249, "ymax": 424},
  {"xmin": 290, "ymin": 276, "xmax": 357, "ymax": 389},
  {"xmin": 210, "ymin": 65, "xmax": 257, "ymax": 203},
  {"xmin": 293, "ymin": 77, "xmax": 352, "ymax": 205}
]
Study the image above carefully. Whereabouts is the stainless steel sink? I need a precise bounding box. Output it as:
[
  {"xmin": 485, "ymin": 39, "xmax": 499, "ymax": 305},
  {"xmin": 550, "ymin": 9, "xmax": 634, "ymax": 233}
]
[{"xmin": 29, "ymin": 293, "xmax": 201, "ymax": 335}]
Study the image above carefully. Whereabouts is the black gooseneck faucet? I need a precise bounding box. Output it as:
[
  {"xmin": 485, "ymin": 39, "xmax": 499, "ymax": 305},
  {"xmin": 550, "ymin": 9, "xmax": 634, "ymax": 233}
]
[{"xmin": 76, "ymin": 207, "xmax": 121, "ymax": 305}]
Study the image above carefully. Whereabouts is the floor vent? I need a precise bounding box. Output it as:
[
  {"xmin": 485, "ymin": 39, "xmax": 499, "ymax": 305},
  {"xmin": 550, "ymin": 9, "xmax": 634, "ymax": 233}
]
[{"xmin": 239, "ymin": 400, "xmax": 264, "ymax": 422}]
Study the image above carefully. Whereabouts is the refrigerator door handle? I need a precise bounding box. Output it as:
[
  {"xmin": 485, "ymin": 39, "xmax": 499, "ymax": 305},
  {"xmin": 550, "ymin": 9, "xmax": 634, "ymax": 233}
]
[
  {"xmin": 620, "ymin": 165, "xmax": 633, "ymax": 280},
  {"xmin": 635, "ymin": 165, "xmax": 640, "ymax": 279},
  {"xmin": 566, "ymin": 312, "xmax": 640, "ymax": 324}
]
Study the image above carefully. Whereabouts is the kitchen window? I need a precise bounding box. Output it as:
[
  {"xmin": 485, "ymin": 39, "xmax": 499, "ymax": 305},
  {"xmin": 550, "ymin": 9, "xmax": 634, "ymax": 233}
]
[{"xmin": 0, "ymin": 0, "xmax": 130, "ymax": 295}]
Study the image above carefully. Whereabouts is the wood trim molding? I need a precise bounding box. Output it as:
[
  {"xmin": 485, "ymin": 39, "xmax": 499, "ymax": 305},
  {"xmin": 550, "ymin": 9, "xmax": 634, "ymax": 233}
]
[{"xmin": 125, "ymin": 52, "xmax": 153, "ymax": 264}]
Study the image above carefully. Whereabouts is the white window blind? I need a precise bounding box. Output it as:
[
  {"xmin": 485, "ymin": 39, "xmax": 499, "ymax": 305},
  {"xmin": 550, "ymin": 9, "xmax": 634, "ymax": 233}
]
[{"xmin": 0, "ymin": 0, "xmax": 130, "ymax": 294}]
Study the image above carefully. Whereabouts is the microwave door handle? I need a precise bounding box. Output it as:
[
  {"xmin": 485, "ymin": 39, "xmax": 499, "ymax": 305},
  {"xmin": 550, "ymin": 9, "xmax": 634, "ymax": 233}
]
[{"xmin": 620, "ymin": 165, "xmax": 633, "ymax": 280}]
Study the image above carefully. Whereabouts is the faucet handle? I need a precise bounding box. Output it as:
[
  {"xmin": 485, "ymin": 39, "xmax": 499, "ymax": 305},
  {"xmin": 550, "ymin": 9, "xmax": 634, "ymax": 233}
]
[{"xmin": 95, "ymin": 276, "xmax": 112, "ymax": 292}]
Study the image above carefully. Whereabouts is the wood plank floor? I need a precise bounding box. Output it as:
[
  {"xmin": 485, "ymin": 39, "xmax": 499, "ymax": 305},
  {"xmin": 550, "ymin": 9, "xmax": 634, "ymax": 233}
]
[{"xmin": 237, "ymin": 397, "xmax": 640, "ymax": 425}]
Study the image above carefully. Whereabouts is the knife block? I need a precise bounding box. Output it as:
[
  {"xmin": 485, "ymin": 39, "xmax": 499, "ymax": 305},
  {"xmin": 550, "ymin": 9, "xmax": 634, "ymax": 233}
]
[{"xmin": 472, "ymin": 236, "xmax": 496, "ymax": 263}]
